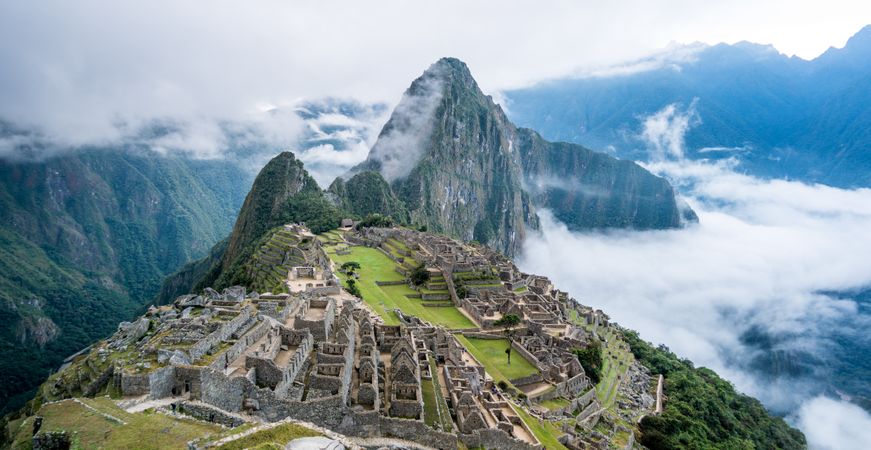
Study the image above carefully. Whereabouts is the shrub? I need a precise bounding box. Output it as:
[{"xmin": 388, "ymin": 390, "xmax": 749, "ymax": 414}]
[{"xmin": 408, "ymin": 264, "xmax": 430, "ymax": 286}]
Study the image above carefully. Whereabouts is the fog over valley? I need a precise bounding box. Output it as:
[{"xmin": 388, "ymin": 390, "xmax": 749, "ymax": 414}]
[{"xmin": 518, "ymin": 105, "xmax": 871, "ymax": 450}]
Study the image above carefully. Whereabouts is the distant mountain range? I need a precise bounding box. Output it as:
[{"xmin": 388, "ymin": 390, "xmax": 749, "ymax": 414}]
[{"xmin": 505, "ymin": 25, "xmax": 871, "ymax": 188}]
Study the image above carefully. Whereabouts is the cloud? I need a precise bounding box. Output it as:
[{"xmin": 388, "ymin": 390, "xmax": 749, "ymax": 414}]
[
  {"xmin": 518, "ymin": 147, "xmax": 871, "ymax": 449},
  {"xmin": 794, "ymin": 396, "xmax": 871, "ymax": 450},
  {"xmin": 364, "ymin": 67, "xmax": 444, "ymax": 181},
  {"xmin": 640, "ymin": 101, "xmax": 699, "ymax": 160},
  {"xmin": 1, "ymin": 1, "xmax": 869, "ymax": 161}
]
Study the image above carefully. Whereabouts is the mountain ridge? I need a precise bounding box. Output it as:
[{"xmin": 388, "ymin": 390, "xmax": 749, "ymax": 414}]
[
  {"xmin": 339, "ymin": 57, "xmax": 693, "ymax": 255},
  {"xmin": 505, "ymin": 25, "xmax": 871, "ymax": 187}
]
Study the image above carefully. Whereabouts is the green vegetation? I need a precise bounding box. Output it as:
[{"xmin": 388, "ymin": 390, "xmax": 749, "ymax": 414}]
[
  {"xmin": 355, "ymin": 213, "xmax": 396, "ymax": 229},
  {"xmin": 8, "ymin": 397, "xmax": 222, "ymax": 449},
  {"xmin": 283, "ymin": 192, "xmax": 345, "ymax": 234},
  {"xmin": 454, "ymin": 336, "xmax": 538, "ymax": 383},
  {"xmin": 573, "ymin": 340, "xmax": 603, "ymax": 384},
  {"xmin": 539, "ymin": 397, "xmax": 570, "ymax": 411},
  {"xmin": 510, "ymin": 403, "xmax": 567, "ymax": 450},
  {"xmin": 494, "ymin": 314, "xmax": 522, "ymax": 365},
  {"xmin": 163, "ymin": 152, "xmax": 348, "ymax": 299},
  {"xmin": 427, "ymin": 356, "xmax": 453, "ymax": 431},
  {"xmin": 622, "ymin": 329, "xmax": 807, "ymax": 450},
  {"xmin": 0, "ymin": 149, "xmax": 249, "ymax": 413},
  {"xmin": 339, "ymin": 261, "xmax": 360, "ymax": 273},
  {"xmin": 345, "ymin": 278, "xmax": 362, "ymax": 298},
  {"xmin": 213, "ymin": 422, "xmax": 321, "ymax": 450},
  {"xmin": 408, "ymin": 264, "xmax": 431, "ymax": 287},
  {"xmin": 326, "ymin": 245, "xmax": 474, "ymax": 329},
  {"xmin": 328, "ymin": 170, "xmax": 409, "ymax": 223}
]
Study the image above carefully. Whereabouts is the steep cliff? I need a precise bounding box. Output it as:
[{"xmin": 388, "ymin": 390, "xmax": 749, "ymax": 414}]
[
  {"xmin": 517, "ymin": 128, "xmax": 697, "ymax": 229},
  {"xmin": 345, "ymin": 58, "xmax": 694, "ymax": 255}
]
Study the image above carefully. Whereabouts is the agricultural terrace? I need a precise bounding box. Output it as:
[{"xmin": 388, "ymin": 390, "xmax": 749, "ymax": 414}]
[
  {"xmin": 324, "ymin": 242, "xmax": 475, "ymax": 329},
  {"xmin": 454, "ymin": 335, "xmax": 539, "ymax": 384}
]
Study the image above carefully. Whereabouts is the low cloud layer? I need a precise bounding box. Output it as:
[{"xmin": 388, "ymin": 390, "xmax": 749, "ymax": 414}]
[
  {"xmin": 519, "ymin": 162, "xmax": 871, "ymax": 448},
  {"xmin": 518, "ymin": 104, "xmax": 871, "ymax": 448},
  {"xmin": 364, "ymin": 71, "xmax": 444, "ymax": 181},
  {"xmin": 795, "ymin": 396, "xmax": 871, "ymax": 450},
  {"xmin": 640, "ymin": 101, "xmax": 699, "ymax": 160}
]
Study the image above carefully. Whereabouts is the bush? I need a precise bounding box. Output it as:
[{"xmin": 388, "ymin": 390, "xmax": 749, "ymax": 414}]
[
  {"xmin": 408, "ymin": 264, "xmax": 430, "ymax": 286},
  {"xmin": 574, "ymin": 340, "xmax": 603, "ymax": 385},
  {"xmin": 345, "ymin": 279, "xmax": 362, "ymax": 298},
  {"xmin": 355, "ymin": 213, "xmax": 394, "ymax": 229}
]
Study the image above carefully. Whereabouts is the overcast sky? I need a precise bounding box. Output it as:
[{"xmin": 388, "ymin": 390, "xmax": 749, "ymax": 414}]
[{"xmin": 1, "ymin": 0, "xmax": 870, "ymax": 151}]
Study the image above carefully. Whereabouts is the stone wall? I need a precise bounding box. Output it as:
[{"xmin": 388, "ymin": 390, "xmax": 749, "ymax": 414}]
[
  {"xmin": 511, "ymin": 340, "xmax": 542, "ymax": 369},
  {"xmin": 510, "ymin": 372, "xmax": 544, "ymax": 387},
  {"xmin": 198, "ymin": 367, "xmax": 249, "ymax": 412},
  {"xmin": 189, "ymin": 308, "xmax": 251, "ymax": 362},
  {"xmin": 379, "ymin": 417, "xmax": 458, "ymax": 450},
  {"xmin": 120, "ymin": 372, "xmax": 150, "ymax": 396},
  {"xmin": 148, "ymin": 365, "xmax": 176, "ymax": 399},
  {"xmin": 209, "ymin": 320, "xmax": 270, "ymax": 371},
  {"xmin": 460, "ymin": 428, "xmax": 542, "ymax": 450},
  {"xmin": 32, "ymin": 431, "xmax": 71, "ymax": 450},
  {"xmin": 177, "ymin": 401, "xmax": 245, "ymax": 427},
  {"xmin": 246, "ymin": 356, "xmax": 284, "ymax": 389}
]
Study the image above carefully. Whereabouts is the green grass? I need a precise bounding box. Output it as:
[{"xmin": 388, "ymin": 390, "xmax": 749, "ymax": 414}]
[
  {"xmin": 327, "ymin": 246, "xmax": 475, "ymax": 329},
  {"xmin": 214, "ymin": 422, "xmax": 321, "ymax": 450},
  {"xmin": 510, "ymin": 403, "xmax": 568, "ymax": 450},
  {"xmin": 539, "ymin": 397, "xmax": 570, "ymax": 410},
  {"xmin": 10, "ymin": 397, "xmax": 222, "ymax": 449},
  {"xmin": 422, "ymin": 377, "xmax": 439, "ymax": 427},
  {"xmin": 454, "ymin": 336, "xmax": 539, "ymax": 383},
  {"xmin": 427, "ymin": 356, "xmax": 453, "ymax": 431},
  {"xmin": 594, "ymin": 329, "xmax": 634, "ymax": 410}
]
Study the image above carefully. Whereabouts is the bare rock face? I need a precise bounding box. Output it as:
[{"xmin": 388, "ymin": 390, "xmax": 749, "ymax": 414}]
[
  {"xmin": 16, "ymin": 315, "xmax": 60, "ymax": 348},
  {"xmin": 109, "ymin": 317, "xmax": 150, "ymax": 349},
  {"xmin": 222, "ymin": 285, "xmax": 246, "ymax": 302},
  {"xmin": 175, "ymin": 294, "xmax": 204, "ymax": 308}
]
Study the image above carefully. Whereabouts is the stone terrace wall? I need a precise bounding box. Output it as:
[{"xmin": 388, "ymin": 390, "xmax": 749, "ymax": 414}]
[
  {"xmin": 177, "ymin": 401, "xmax": 245, "ymax": 427},
  {"xmin": 119, "ymin": 372, "xmax": 150, "ymax": 396},
  {"xmin": 189, "ymin": 309, "xmax": 251, "ymax": 362},
  {"xmin": 199, "ymin": 367, "xmax": 249, "ymax": 412},
  {"xmin": 209, "ymin": 320, "xmax": 270, "ymax": 371},
  {"xmin": 379, "ymin": 417, "xmax": 458, "ymax": 449},
  {"xmin": 461, "ymin": 428, "xmax": 542, "ymax": 450}
]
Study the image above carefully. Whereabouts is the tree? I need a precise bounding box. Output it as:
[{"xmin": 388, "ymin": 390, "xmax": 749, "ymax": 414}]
[
  {"xmin": 573, "ymin": 340, "xmax": 603, "ymax": 384},
  {"xmin": 408, "ymin": 264, "xmax": 430, "ymax": 287},
  {"xmin": 355, "ymin": 213, "xmax": 395, "ymax": 229},
  {"xmin": 495, "ymin": 314, "xmax": 521, "ymax": 365},
  {"xmin": 346, "ymin": 278, "xmax": 362, "ymax": 298},
  {"xmin": 340, "ymin": 261, "xmax": 361, "ymax": 274}
]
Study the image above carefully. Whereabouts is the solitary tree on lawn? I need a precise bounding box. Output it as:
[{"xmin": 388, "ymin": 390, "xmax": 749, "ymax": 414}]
[{"xmin": 495, "ymin": 314, "xmax": 521, "ymax": 365}]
